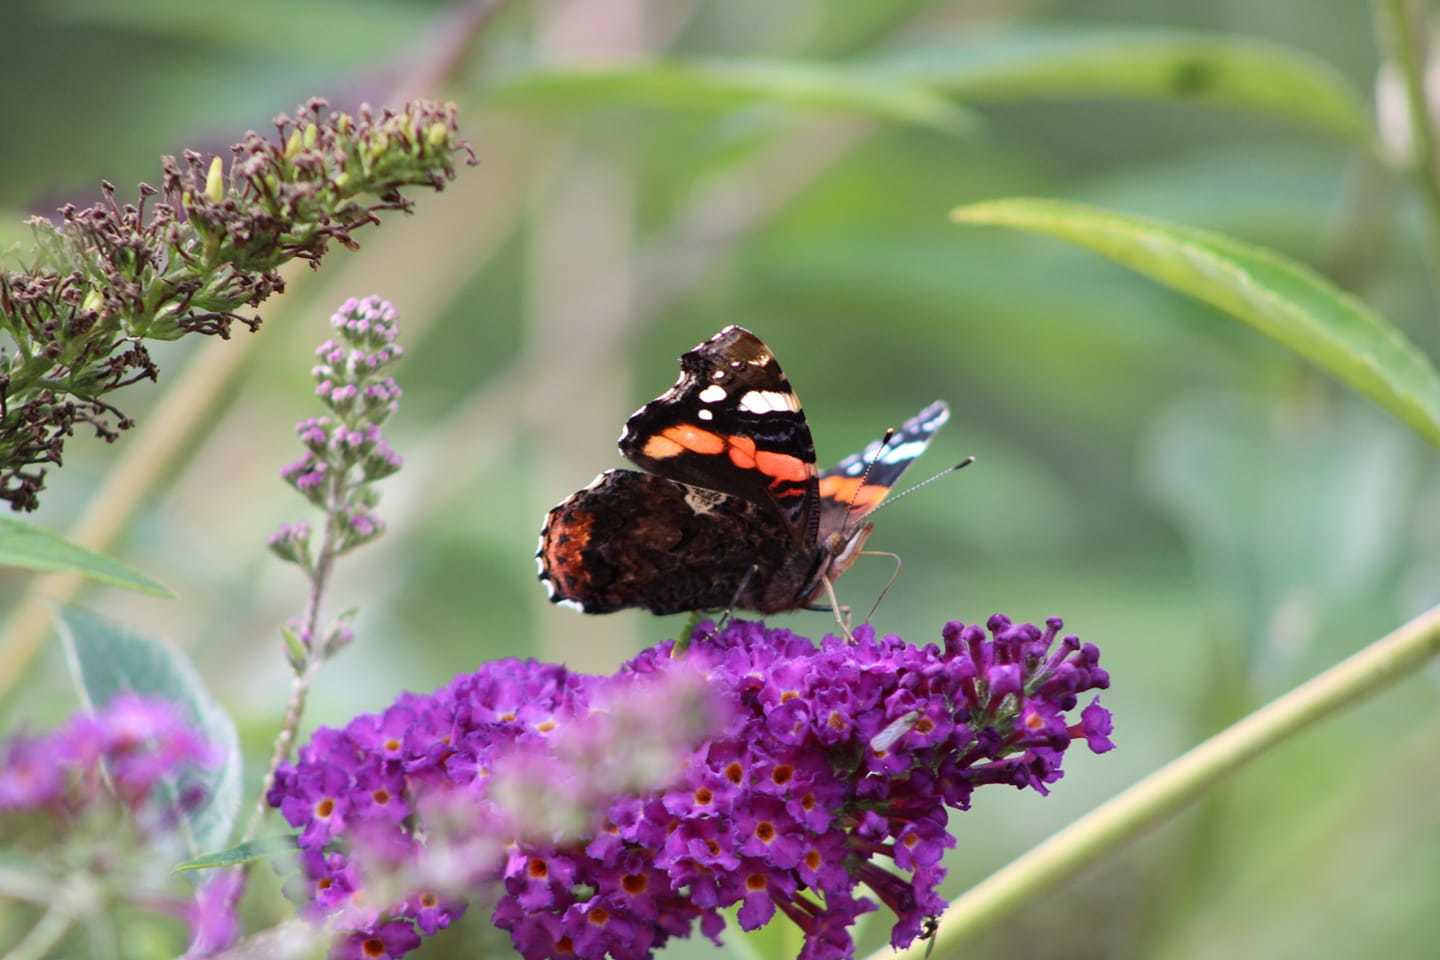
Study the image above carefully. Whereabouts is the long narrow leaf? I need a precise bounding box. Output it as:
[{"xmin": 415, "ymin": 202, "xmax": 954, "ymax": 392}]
[
  {"xmin": 951, "ymin": 198, "xmax": 1440, "ymax": 448},
  {"xmin": 0, "ymin": 518, "xmax": 173, "ymax": 597},
  {"xmin": 881, "ymin": 29, "xmax": 1369, "ymax": 141},
  {"xmin": 488, "ymin": 59, "xmax": 980, "ymax": 135},
  {"xmin": 174, "ymin": 835, "xmax": 299, "ymax": 874}
]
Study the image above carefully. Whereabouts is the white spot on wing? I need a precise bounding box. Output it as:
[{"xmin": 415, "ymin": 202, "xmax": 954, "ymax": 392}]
[
  {"xmin": 542, "ymin": 577, "xmax": 557, "ymax": 598},
  {"xmin": 881, "ymin": 440, "xmax": 928, "ymax": 464},
  {"xmin": 557, "ymin": 598, "xmax": 585, "ymax": 613},
  {"xmin": 699, "ymin": 384, "xmax": 727, "ymax": 403},
  {"xmin": 698, "ymin": 409, "xmax": 714, "ymax": 420},
  {"xmin": 739, "ymin": 390, "xmax": 799, "ymax": 414},
  {"xmin": 711, "ymin": 370, "xmax": 725, "ymax": 380},
  {"xmin": 535, "ymin": 554, "xmax": 545, "ymax": 575},
  {"xmin": 583, "ymin": 472, "xmax": 607, "ymax": 490}
]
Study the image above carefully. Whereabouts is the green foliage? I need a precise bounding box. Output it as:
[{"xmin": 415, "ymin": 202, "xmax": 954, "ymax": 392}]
[
  {"xmin": 0, "ymin": 517, "xmax": 172, "ymax": 596},
  {"xmin": 880, "ymin": 28, "xmax": 1370, "ymax": 141},
  {"xmin": 952, "ymin": 198, "xmax": 1440, "ymax": 448},
  {"xmin": 173, "ymin": 835, "xmax": 298, "ymax": 874},
  {"xmin": 490, "ymin": 59, "xmax": 980, "ymax": 135},
  {"xmin": 56, "ymin": 605, "xmax": 242, "ymax": 856}
]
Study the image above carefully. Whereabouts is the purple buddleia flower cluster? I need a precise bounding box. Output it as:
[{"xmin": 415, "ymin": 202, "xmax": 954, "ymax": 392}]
[
  {"xmin": 269, "ymin": 655, "xmax": 724, "ymax": 959},
  {"xmin": 269, "ymin": 616, "xmax": 1113, "ymax": 960},
  {"xmin": 269, "ymin": 295, "xmax": 404, "ymax": 668},
  {"xmin": 0, "ymin": 693, "xmax": 212, "ymax": 819}
]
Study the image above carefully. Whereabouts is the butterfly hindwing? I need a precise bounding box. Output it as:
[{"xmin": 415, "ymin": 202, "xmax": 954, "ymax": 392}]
[
  {"xmin": 618, "ymin": 325, "xmax": 820, "ymax": 546},
  {"xmin": 537, "ymin": 469, "xmax": 790, "ymax": 615},
  {"xmin": 817, "ymin": 400, "xmax": 950, "ymax": 542}
]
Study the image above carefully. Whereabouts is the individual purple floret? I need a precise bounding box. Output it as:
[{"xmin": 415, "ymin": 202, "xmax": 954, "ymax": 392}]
[{"xmin": 269, "ymin": 616, "xmax": 1113, "ymax": 960}]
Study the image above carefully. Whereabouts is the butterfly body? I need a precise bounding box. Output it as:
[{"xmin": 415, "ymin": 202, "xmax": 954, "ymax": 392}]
[{"xmin": 536, "ymin": 326, "xmax": 948, "ymax": 616}]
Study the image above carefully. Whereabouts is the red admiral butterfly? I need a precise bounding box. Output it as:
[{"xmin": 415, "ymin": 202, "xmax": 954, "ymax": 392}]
[{"xmin": 536, "ymin": 325, "xmax": 949, "ymax": 619}]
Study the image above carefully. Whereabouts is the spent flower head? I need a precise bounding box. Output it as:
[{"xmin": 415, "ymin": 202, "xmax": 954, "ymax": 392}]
[
  {"xmin": 268, "ymin": 615, "xmax": 1114, "ymax": 960},
  {"xmin": 0, "ymin": 97, "xmax": 472, "ymax": 511}
]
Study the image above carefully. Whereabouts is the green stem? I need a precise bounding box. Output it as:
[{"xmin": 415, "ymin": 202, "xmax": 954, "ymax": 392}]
[
  {"xmin": 239, "ymin": 468, "xmax": 344, "ymax": 846},
  {"xmin": 6, "ymin": 874, "xmax": 99, "ymax": 960},
  {"xmin": 1377, "ymin": 0, "xmax": 1440, "ymax": 280},
  {"xmin": 874, "ymin": 603, "xmax": 1440, "ymax": 960}
]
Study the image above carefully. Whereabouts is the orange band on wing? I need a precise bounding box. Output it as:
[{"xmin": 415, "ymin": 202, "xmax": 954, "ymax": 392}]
[
  {"xmin": 644, "ymin": 424, "xmax": 727, "ymax": 460},
  {"xmin": 643, "ymin": 434, "xmax": 686, "ymax": 459},
  {"xmin": 818, "ymin": 475, "xmax": 888, "ymax": 511},
  {"xmin": 727, "ymin": 434, "xmax": 757, "ymax": 469},
  {"xmin": 755, "ymin": 450, "xmax": 812, "ymax": 483}
]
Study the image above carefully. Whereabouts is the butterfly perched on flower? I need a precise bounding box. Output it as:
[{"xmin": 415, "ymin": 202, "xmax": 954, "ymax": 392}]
[{"xmin": 536, "ymin": 325, "xmax": 949, "ymax": 616}]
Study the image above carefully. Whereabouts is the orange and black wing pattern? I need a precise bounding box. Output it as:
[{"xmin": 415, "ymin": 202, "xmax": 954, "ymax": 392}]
[
  {"xmin": 816, "ymin": 401, "xmax": 950, "ymax": 542},
  {"xmin": 618, "ymin": 326, "xmax": 820, "ymax": 548}
]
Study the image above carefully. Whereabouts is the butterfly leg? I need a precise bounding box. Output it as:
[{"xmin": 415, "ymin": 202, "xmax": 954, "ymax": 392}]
[
  {"xmin": 858, "ymin": 549, "xmax": 903, "ymax": 624},
  {"xmin": 820, "ymin": 575, "xmax": 855, "ymax": 643},
  {"xmin": 716, "ymin": 563, "xmax": 760, "ymax": 631}
]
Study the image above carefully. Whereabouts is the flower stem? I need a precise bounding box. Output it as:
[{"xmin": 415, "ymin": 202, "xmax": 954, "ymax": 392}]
[
  {"xmin": 7, "ymin": 874, "xmax": 99, "ymax": 960},
  {"xmin": 240, "ymin": 472, "xmax": 343, "ymax": 845},
  {"xmin": 876, "ymin": 603, "xmax": 1440, "ymax": 960},
  {"xmin": 1377, "ymin": 0, "xmax": 1440, "ymax": 281}
]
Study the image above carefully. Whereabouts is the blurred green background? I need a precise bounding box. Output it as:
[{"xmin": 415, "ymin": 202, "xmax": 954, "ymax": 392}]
[{"xmin": 1, "ymin": 0, "xmax": 1437, "ymax": 957}]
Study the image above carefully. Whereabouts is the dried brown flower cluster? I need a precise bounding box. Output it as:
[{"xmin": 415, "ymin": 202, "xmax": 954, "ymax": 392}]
[{"xmin": 0, "ymin": 97, "xmax": 474, "ymax": 511}]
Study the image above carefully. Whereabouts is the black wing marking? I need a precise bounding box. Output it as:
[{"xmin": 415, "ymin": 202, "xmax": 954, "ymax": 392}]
[{"xmin": 618, "ymin": 325, "xmax": 820, "ymax": 548}]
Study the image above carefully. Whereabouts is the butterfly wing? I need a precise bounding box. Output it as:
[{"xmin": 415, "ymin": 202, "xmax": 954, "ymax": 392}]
[
  {"xmin": 817, "ymin": 400, "xmax": 950, "ymax": 541},
  {"xmin": 618, "ymin": 325, "xmax": 820, "ymax": 548},
  {"xmin": 537, "ymin": 469, "xmax": 790, "ymax": 615}
]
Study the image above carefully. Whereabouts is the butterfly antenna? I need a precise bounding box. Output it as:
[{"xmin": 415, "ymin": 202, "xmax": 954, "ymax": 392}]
[
  {"xmin": 840, "ymin": 427, "xmax": 897, "ymax": 539},
  {"xmin": 869, "ymin": 456, "xmax": 975, "ymax": 516}
]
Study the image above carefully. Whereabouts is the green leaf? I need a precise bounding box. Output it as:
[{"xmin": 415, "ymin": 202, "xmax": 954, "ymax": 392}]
[
  {"xmin": 879, "ymin": 28, "xmax": 1370, "ymax": 141},
  {"xmin": 56, "ymin": 605, "xmax": 242, "ymax": 856},
  {"xmin": 174, "ymin": 835, "xmax": 299, "ymax": 874},
  {"xmin": 0, "ymin": 518, "xmax": 173, "ymax": 597},
  {"xmin": 488, "ymin": 59, "xmax": 980, "ymax": 135},
  {"xmin": 950, "ymin": 198, "xmax": 1440, "ymax": 449}
]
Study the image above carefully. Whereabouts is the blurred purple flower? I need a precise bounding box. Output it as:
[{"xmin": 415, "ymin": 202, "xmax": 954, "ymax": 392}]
[
  {"xmin": 270, "ymin": 615, "xmax": 1114, "ymax": 960},
  {"xmin": 185, "ymin": 870, "xmax": 247, "ymax": 956},
  {"xmin": 0, "ymin": 693, "xmax": 212, "ymax": 816}
]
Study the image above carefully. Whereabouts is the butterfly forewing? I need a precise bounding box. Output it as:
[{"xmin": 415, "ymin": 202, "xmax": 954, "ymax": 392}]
[{"xmin": 619, "ymin": 325, "xmax": 820, "ymax": 547}]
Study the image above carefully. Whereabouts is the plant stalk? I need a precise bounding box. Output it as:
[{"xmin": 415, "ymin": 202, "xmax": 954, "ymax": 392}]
[
  {"xmin": 1378, "ymin": 0, "xmax": 1440, "ymax": 282},
  {"xmin": 872, "ymin": 602, "xmax": 1440, "ymax": 960},
  {"xmin": 239, "ymin": 470, "xmax": 343, "ymax": 844}
]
